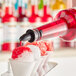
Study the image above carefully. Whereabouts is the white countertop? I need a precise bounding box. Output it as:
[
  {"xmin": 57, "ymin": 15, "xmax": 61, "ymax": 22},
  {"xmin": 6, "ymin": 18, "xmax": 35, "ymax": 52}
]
[
  {"xmin": 46, "ymin": 57, "xmax": 76, "ymax": 76},
  {"xmin": 0, "ymin": 48, "xmax": 76, "ymax": 76},
  {"xmin": 46, "ymin": 48, "xmax": 76, "ymax": 76}
]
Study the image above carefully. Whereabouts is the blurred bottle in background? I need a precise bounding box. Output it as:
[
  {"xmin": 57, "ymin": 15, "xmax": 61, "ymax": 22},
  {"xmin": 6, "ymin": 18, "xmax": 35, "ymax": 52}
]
[
  {"xmin": 29, "ymin": 0, "xmax": 41, "ymax": 28},
  {"xmin": 52, "ymin": 0, "xmax": 66, "ymax": 10},
  {"xmin": 0, "ymin": 0, "xmax": 75, "ymax": 52},
  {"xmin": 51, "ymin": 0, "xmax": 66, "ymax": 18},
  {"xmin": 14, "ymin": 0, "xmax": 18, "ymax": 10},
  {"xmin": 0, "ymin": 0, "xmax": 4, "ymax": 51},
  {"xmin": 2, "ymin": 0, "xmax": 18, "ymax": 51},
  {"xmin": 0, "ymin": 18, "xmax": 3, "ymax": 51},
  {"xmin": 17, "ymin": 0, "xmax": 32, "ymax": 45},
  {"xmin": 67, "ymin": 0, "xmax": 76, "ymax": 9},
  {"xmin": 41, "ymin": 0, "xmax": 52, "ymax": 24},
  {"xmin": 38, "ymin": 0, "xmax": 43, "ymax": 10},
  {"xmin": 0, "ymin": 0, "xmax": 3, "ymax": 17},
  {"xmin": 17, "ymin": 0, "xmax": 27, "ymax": 22},
  {"xmin": 34, "ymin": 0, "xmax": 43, "ymax": 27},
  {"xmin": 38, "ymin": 0, "xmax": 43, "ymax": 17}
]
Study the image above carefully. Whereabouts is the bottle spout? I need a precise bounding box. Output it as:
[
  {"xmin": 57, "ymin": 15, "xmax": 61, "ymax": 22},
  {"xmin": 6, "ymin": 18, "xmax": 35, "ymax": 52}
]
[
  {"xmin": 19, "ymin": 29, "xmax": 41, "ymax": 43},
  {"xmin": 19, "ymin": 33, "xmax": 31, "ymax": 42}
]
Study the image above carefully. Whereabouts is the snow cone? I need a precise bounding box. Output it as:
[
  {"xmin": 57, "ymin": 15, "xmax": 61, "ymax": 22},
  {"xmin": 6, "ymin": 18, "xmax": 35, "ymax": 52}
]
[{"xmin": 10, "ymin": 46, "xmax": 35, "ymax": 76}]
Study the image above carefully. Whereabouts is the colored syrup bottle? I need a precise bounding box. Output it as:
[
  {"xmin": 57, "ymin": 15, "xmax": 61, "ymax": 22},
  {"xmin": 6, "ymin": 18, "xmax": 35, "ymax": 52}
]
[
  {"xmin": 51, "ymin": 0, "xmax": 66, "ymax": 49},
  {"xmin": 51, "ymin": 0, "xmax": 66, "ymax": 18},
  {"xmin": 29, "ymin": 0, "xmax": 41, "ymax": 27},
  {"xmin": 15, "ymin": 0, "xmax": 18, "ymax": 10},
  {"xmin": 34, "ymin": 0, "xmax": 42, "ymax": 27},
  {"xmin": 17, "ymin": 0, "xmax": 32, "ymax": 46},
  {"xmin": 2, "ymin": 0, "xmax": 18, "ymax": 51},
  {"xmin": 29, "ymin": 0, "xmax": 37, "ymax": 23},
  {"xmin": 52, "ymin": 0, "xmax": 66, "ymax": 10},
  {"xmin": 17, "ymin": 0, "xmax": 29, "ymax": 33},
  {"xmin": 38, "ymin": 0, "xmax": 43, "ymax": 10},
  {"xmin": 17, "ymin": 0, "xmax": 27, "ymax": 22},
  {"xmin": 0, "ymin": 0, "xmax": 2, "ymax": 17},
  {"xmin": 20, "ymin": 9, "xmax": 76, "ymax": 43},
  {"xmin": 0, "ymin": 0, "xmax": 3, "ymax": 51},
  {"xmin": 0, "ymin": 18, "xmax": 3, "ymax": 51},
  {"xmin": 41, "ymin": 0, "xmax": 52, "ymax": 24},
  {"xmin": 38, "ymin": 0, "xmax": 43, "ymax": 18}
]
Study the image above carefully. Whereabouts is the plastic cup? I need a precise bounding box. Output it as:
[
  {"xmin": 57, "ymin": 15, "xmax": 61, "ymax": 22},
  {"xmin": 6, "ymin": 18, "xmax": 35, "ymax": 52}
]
[
  {"xmin": 9, "ymin": 59, "xmax": 35, "ymax": 76},
  {"xmin": 31, "ymin": 58, "xmax": 42, "ymax": 76}
]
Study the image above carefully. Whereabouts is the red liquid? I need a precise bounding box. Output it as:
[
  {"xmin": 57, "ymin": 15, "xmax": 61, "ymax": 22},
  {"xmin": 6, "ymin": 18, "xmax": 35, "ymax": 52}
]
[
  {"xmin": 17, "ymin": 0, "xmax": 28, "ymax": 22},
  {"xmin": 29, "ymin": 5, "xmax": 40, "ymax": 23},
  {"xmin": 2, "ymin": 7, "xmax": 14, "ymax": 23},
  {"xmin": 56, "ymin": 9, "xmax": 76, "ymax": 47},
  {"xmin": 17, "ymin": 6, "xmax": 27, "ymax": 22},
  {"xmin": 41, "ymin": 5, "xmax": 52, "ymax": 22}
]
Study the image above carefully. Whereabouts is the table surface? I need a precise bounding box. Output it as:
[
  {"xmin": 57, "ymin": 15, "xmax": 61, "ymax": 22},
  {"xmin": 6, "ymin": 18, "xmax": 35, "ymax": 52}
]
[
  {"xmin": 0, "ymin": 48, "xmax": 76, "ymax": 76},
  {"xmin": 46, "ymin": 57, "xmax": 76, "ymax": 76},
  {"xmin": 46, "ymin": 48, "xmax": 76, "ymax": 76}
]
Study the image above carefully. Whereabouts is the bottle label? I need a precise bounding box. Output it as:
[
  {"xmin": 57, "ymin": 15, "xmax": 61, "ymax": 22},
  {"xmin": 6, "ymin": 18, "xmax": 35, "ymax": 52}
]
[
  {"xmin": 3, "ymin": 24, "xmax": 18, "ymax": 43},
  {"xmin": 0, "ymin": 26, "xmax": 3, "ymax": 44}
]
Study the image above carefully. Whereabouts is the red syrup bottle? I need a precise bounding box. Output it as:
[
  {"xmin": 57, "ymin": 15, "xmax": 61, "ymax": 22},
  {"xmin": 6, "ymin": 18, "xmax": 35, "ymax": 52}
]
[
  {"xmin": 17, "ymin": 0, "xmax": 27, "ymax": 22},
  {"xmin": 20, "ymin": 9, "xmax": 76, "ymax": 43},
  {"xmin": 41, "ymin": 0, "xmax": 53, "ymax": 25},
  {"xmin": 2, "ymin": 0, "xmax": 18, "ymax": 51},
  {"xmin": 29, "ymin": 0, "xmax": 42, "ymax": 28},
  {"xmin": 17, "ymin": 0, "xmax": 31, "ymax": 47}
]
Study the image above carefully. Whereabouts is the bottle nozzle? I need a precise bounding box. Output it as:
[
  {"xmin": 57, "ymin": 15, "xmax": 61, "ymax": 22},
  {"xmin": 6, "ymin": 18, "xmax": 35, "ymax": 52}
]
[
  {"xmin": 19, "ymin": 29, "xmax": 41, "ymax": 43},
  {"xmin": 19, "ymin": 33, "xmax": 31, "ymax": 42}
]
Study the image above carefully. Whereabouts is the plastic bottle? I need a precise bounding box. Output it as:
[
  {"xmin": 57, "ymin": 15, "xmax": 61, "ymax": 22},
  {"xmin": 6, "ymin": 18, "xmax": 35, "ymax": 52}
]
[
  {"xmin": 51, "ymin": 0, "xmax": 66, "ymax": 18},
  {"xmin": 0, "ymin": 18, "xmax": 3, "ymax": 51},
  {"xmin": 29, "ymin": 0, "xmax": 41, "ymax": 28},
  {"xmin": 20, "ymin": 9, "xmax": 76, "ymax": 43},
  {"xmin": 41, "ymin": 0, "xmax": 52, "ymax": 25},
  {"xmin": 2, "ymin": 0, "xmax": 18, "ymax": 51}
]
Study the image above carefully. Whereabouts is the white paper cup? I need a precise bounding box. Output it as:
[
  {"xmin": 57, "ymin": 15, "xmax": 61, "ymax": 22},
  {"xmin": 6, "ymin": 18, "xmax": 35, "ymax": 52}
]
[
  {"xmin": 31, "ymin": 58, "xmax": 42, "ymax": 76},
  {"xmin": 37, "ymin": 51, "xmax": 53, "ymax": 75},
  {"xmin": 37, "ymin": 55, "xmax": 47, "ymax": 76},
  {"xmin": 9, "ymin": 59, "xmax": 35, "ymax": 76},
  {"xmin": 1, "ymin": 72, "xmax": 13, "ymax": 76},
  {"xmin": 43, "ymin": 51, "xmax": 53, "ymax": 72},
  {"xmin": 31, "ymin": 72, "xmax": 39, "ymax": 76},
  {"xmin": 43, "ymin": 63, "xmax": 50, "ymax": 73},
  {"xmin": 37, "ymin": 68, "xmax": 45, "ymax": 76}
]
